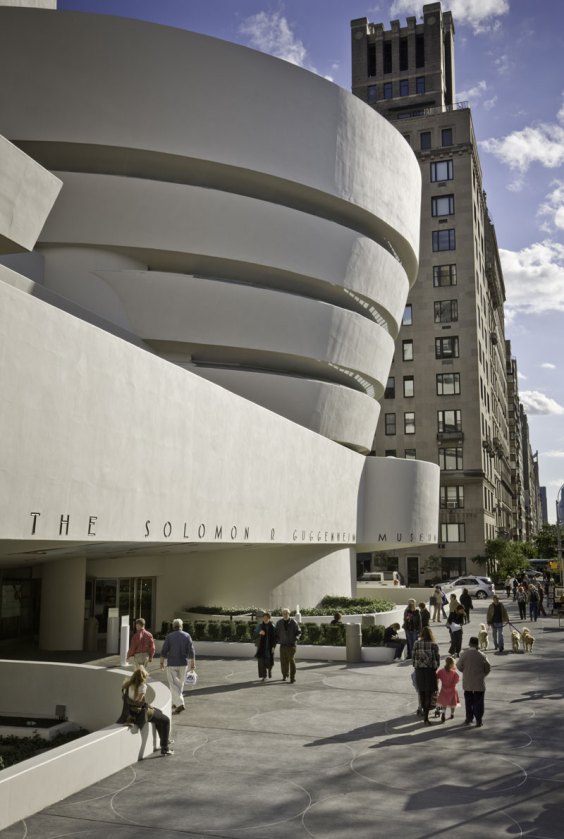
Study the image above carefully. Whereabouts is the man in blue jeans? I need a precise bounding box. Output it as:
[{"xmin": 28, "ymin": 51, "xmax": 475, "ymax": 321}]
[
  {"xmin": 486, "ymin": 594, "xmax": 509, "ymax": 653},
  {"xmin": 528, "ymin": 585, "xmax": 540, "ymax": 622}
]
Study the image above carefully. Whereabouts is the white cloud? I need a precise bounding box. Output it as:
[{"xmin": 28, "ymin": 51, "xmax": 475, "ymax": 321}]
[
  {"xmin": 520, "ymin": 390, "xmax": 564, "ymax": 416},
  {"xmin": 542, "ymin": 450, "xmax": 564, "ymax": 458},
  {"xmin": 517, "ymin": 371, "xmax": 527, "ymax": 380},
  {"xmin": 239, "ymin": 12, "xmax": 307, "ymax": 67},
  {"xmin": 388, "ymin": 0, "xmax": 509, "ymax": 33},
  {"xmin": 541, "ymin": 363, "xmax": 557, "ymax": 370},
  {"xmin": 538, "ymin": 180, "xmax": 564, "ymax": 233},
  {"xmin": 483, "ymin": 96, "xmax": 498, "ymax": 111},
  {"xmin": 500, "ymin": 240, "xmax": 564, "ymax": 316},
  {"xmin": 480, "ymin": 93, "xmax": 564, "ymax": 188},
  {"xmin": 457, "ymin": 79, "xmax": 488, "ymax": 106}
]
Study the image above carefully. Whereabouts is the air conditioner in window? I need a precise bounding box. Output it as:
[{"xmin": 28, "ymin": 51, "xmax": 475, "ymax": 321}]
[{"xmin": 446, "ymin": 501, "xmax": 458, "ymax": 509}]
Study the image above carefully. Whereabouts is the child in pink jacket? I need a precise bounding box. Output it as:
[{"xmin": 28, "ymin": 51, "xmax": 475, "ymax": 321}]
[{"xmin": 436, "ymin": 655, "xmax": 460, "ymax": 722}]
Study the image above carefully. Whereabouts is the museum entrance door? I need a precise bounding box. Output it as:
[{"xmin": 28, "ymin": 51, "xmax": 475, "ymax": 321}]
[{"xmin": 92, "ymin": 577, "xmax": 154, "ymax": 632}]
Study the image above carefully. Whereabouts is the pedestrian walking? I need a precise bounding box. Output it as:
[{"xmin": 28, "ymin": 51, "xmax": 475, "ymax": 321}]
[
  {"xmin": 403, "ymin": 599, "xmax": 422, "ymax": 659},
  {"xmin": 436, "ymin": 655, "xmax": 460, "ymax": 721},
  {"xmin": 486, "ymin": 594, "xmax": 509, "ymax": 653},
  {"xmin": 459, "ymin": 588, "xmax": 473, "ymax": 624},
  {"xmin": 430, "ymin": 588, "xmax": 442, "ymax": 623},
  {"xmin": 127, "ymin": 617, "xmax": 156, "ymax": 669},
  {"xmin": 275, "ymin": 608, "xmax": 301, "ymax": 683},
  {"xmin": 254, "ymin": 611, "xmax": 277, "ymax": 681},
  {"xmin": 528, "ymin": 584, "xmax": 540, "ymax": 622},
  {"xmin": 516, "ymin": 585, "xmax": 527, "ymax": 619},
  {"xmin": 447, "ymin": 604, "xmax": 466, "ymax": 657},
  {"xmin": 159, "ymin": 618, "xmax": 196, "ymax": 715},
  {"xmin": 418, "ymin": 601, "xmax": 431, "ymax": 629},
  {"xmin": 412, "ymin": 626, "xmax": 440, "ymax": 725},
  {"xmin": 457, "ymin": 636, "xmax": 491, "ymax": 727}
]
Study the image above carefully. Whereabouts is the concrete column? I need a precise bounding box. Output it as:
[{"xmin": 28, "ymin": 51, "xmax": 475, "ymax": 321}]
[
  {"xmin": 345, "ymin": 622, "xmax": 362, "ymax": 663},
  {"xmin": 39, "ymin": 555, "xmax": 86, "ymax": 650}
]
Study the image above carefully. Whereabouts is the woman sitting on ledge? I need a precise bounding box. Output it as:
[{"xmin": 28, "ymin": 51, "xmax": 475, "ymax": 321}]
[{"xmin": 118, "ymin": 666, "xmax": 174, "ymax": 756}]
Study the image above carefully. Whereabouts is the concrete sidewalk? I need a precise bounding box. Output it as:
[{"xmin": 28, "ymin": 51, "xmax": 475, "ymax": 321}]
[{"xmin": 2, "ymin": 599, "xmax": 563, "ymax": 838}]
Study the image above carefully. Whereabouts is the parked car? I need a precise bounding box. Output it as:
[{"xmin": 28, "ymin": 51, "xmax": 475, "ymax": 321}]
[
  {"xmin": 524, "ymin": 569, "xmax": 544, "ymax": 582},
  {"xmin": 443, "ymin": 575, "xmax": 495, "ymax": 599}
]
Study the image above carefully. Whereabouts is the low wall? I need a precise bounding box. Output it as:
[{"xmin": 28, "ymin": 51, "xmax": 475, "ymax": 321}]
[
  {"xmin": 0, "ymin": 661, "xmax": 171, "ymax": 832},
  {"xmin": 175, "ymin": 606, "xmax": 405, "ymax": 628},
  {"xmin": 156, "ymin": 640, "xmax": 396, "ymax": 663}
]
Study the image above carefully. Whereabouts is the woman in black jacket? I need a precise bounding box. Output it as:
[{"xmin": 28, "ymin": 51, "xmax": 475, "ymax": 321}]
[
  {"xmin": 254, "ymin": 612, "xmax": 277, "ymax": 681},
  {"xmin": 459, "ymin": 588, "xmax": 473, "ymax": 624}
]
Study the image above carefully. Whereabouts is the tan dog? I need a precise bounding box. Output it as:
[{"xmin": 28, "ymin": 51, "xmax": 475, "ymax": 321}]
[
  {"xmin": 478, "ymin": 623, "xmax": 489, "ymax": 650},
  {"xmin": 521, "ymin": 627, "xmax": 535, "ymax": 652},
  {"xmin": 511, "ymin": 629, "xmax": 521, "ymax": 653}
]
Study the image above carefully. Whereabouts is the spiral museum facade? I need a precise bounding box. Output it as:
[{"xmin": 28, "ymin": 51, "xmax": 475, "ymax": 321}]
[{"xmin": 0, "ymin": 5, "xmax": 439, "ymax": 649}]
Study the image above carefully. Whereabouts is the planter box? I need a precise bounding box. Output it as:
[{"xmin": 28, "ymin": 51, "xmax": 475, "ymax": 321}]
[{"xmin": 155, "ymin": 639, "xmax": 393, "ymax": 663}]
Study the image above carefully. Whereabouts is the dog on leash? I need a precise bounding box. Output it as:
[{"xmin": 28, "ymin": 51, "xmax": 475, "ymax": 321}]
[
  {"xmin": 478, "ymin": 623, "xmax": 489, "ymax": 650},
  {"xmin": 521, "ymin": 627, "xmax": 535, "ymax": 652},
  {"xmin": 511, "ymin": 629, "xmax": 521, "ymax": 653}
]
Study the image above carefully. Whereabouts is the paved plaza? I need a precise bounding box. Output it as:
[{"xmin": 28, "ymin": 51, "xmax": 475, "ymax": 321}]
[{"xmin": 2, "ymin": 599, "xmax": 564, "ymax": 838}]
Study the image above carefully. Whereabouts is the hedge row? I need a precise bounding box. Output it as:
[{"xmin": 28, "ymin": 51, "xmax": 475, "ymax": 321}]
[
  {"xmin": 159, "ymin": 620, "xmax": 386, "ymax": 647},
  {"xmin": 183, "ymin": 595, "xmax": 395, "ymax": 619},
  {"xmin": 0, "ymin": 729, "xmax": 88, "ymax": 770}
]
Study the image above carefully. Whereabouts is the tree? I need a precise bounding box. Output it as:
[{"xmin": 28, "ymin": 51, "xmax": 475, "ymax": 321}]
[
  {"xmin": 484, "ymin": 539, "xmax": 529, "ymax": 580},
  {"xmin": 534, "ymin": 525, "xmax": 558, "ymax": 559}
]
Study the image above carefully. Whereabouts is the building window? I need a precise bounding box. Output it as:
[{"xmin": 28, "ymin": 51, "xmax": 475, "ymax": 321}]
[
  {"xmin": 439, "ymin": 447, "xmax": 463, "ymax": 470},
  {"xmin": 438, "ymin": 409, "xmax": 462, "ymax": 433},
  {"xmin": 399, "ymin": 37, "xmax": 408, "ymax": 71},
  {"xmin": 431, "ymin": 195, "xmax": 455, "ymax": 216},
  {"xmin": 402, "ymin": 304, "xmax": 413, "ymax": 325},
  {"xmin": 385, "ymin": 449, "xmax": 397, "ymax": 457},
  {"xmin": 415, "ymin": 34, "xmax": 425, "ymax": 67},
  {"xmin": 420, "ymin": 131, "xmax": 431, "ymax": 150},
  {"xmin": 384, "ymin": 376, "xmax": 395, "ymax": 399},
  {"xmin": 434, "ymin": 299, "xmax": 458, "ymax": 323},
  {"xmin": 431, "ymin": 159, "xmax": 454, "ymax": 182},
  {"xmin": 399, "ymin": 78, "xmax": 409, "ymax": 96},
  {"xmin": 405, "ymin": 448, "xmax": 417, "ymax": 459},
  {"xmin": 436, "ymin": 373, "xmax": 461, "ymax": 395},
  {"xmin": 402, "ymin": 339, "xmax": 414, "ymax": 361},
  {"xmin": 404, "ymin": 412, "xmax": 416, "ymax": 434},
  {"xmin": 432, "ymin": 229, "xmax": 456, "ymax": 251},
  {"xmin": 403, "ymin": 375, "xmax": 414, "ymax": 398},
  {"xmin": 385, "ymin": 413, "xmax": 396, "ymax": 435},
  {"xmin": 416, "ymin": 76, "xmax": 425, "ymax": 94},
  {"xmin": 435, "ymin": 336, "xmax": 459, "ymax": 359},
  {"xmin": 433, "ymin": 264, "xmax": 457, "ymax": 287},
  {"xmin": 367, "ymin": 85, "xmax": 377, "ymax": 104},
  {"xmin": 367, "ymin": 43, "xmax": 376, "ymax": 77},
  {"xmin": 383, "ymin": 82, "xmax": 393, "ymax": 99},
  {"xmin": 383, "ymin": 41, "xmax": 392, "ymax": 74},
  {"xmin": 440, "ymin": 522, "xmax": 465, "ymax": 542},
  {"xmin": 440, "ymin": 485, "xmax": 464, "ymax": 509},
  {"xmin": 442, "ymin": 127, "xmax": 453, "ymax": 146}
]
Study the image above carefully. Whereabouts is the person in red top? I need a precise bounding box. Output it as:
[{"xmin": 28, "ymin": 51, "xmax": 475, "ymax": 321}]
[{"xmin": 127, "ymin": 617, "xmax": 156, "ymax": 669}]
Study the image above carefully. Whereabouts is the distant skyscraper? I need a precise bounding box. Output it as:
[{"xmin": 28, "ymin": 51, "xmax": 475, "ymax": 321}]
[{"xmin": 351, "ymin": 2, "xmax": 541, "ymax": 583}]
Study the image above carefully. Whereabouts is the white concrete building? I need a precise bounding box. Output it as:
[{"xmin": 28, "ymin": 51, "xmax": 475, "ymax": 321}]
[{"xmin": 0, "ymin": 4, "xmax": 439, "ymax": 649}]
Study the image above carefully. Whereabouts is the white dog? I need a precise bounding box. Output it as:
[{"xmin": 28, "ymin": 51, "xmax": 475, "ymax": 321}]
[
  {"xmin": 511, "ymin": 629, "xmax": 521, "ymax": 653},
  {"xmin": 521, "ymin": 627, "xmax": 535, "ymax": 652},
  {"xmin": 478, "ymin": 623, "xmax": 489, "ymax": 651}
]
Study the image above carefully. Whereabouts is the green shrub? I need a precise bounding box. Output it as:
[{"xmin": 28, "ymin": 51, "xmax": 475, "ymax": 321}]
[
  {"xmin": 206, "ymin": 621, "xmax": 221, "ymax": 641},
  {"xmin": 361, "ymin": 625, "xmax": 385, "ymax": 647},
  {"xmin": 323, "ymin": 624, "xmax": 346, "ymax": 646},
  {"xmin": 219, "ymin": 621, "xmax": 233, "ymax": 641},
  {"xmin": 306, "ymin": 623, "xmax": 323, "ymax": 645},
  {"xmin": 0, "ymin": 729, "xmax": 88, "ymax": 770},
  {"xmin": 234, "ymin": 622, "xmax": 251, "ymax": 642},
  {"xmin": 193, "ymin": 620, "xmax": 208, "ymax": 641}
]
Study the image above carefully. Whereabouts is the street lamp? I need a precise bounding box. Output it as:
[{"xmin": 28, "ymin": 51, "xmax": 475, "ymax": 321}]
[{"xmin": 556, "ymin": 485, "xmax": 564, "ymax": 584}]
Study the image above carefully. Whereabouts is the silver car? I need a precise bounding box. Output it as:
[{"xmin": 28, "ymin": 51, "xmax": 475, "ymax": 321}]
[{"xmin": 445, "ymin": 575, "xmax": 495, "ymax": 599}]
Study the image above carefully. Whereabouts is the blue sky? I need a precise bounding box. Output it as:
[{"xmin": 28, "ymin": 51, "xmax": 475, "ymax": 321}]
[{"xmin": 58, "ymin": 0, "xmax": 564, "ymax": 520}]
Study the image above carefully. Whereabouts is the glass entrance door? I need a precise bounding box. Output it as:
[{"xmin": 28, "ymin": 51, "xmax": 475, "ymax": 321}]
[
  {"xmin": 92, "ymin": 577, "xmax": 154, "ymax": 632},
  {"xmin": 407, "ymin": 556, "xmax": 419, "ymax": 586}
]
